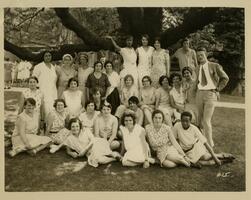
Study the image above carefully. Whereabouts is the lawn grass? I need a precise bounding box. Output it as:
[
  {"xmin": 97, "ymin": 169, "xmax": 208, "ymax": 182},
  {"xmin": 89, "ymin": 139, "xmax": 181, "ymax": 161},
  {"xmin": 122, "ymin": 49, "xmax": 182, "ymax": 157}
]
[
  {"xmin": 219, "ymin": 94, "xmax": 245, "ymax": 104},
  {"xmin": 4, "ymin": 90, "xmax": 245, "ymax": 191}
]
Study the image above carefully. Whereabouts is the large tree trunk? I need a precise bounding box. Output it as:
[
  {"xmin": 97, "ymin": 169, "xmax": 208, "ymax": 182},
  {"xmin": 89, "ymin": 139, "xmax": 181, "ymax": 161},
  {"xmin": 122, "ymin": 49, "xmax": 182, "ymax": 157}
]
[{"xmin": 117, "ymin": 8, "xmax": 163, "ymax": 44}]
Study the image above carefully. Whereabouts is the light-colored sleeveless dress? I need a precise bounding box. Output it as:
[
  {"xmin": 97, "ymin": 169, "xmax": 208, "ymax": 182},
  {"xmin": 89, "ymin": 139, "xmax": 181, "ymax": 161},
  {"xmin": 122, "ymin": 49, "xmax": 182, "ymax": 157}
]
[
  {"xmin": 11, "ymin": 112, "xmax": 51, "ymax": 151},
  {"xmin": 137, "ymin": 46, "xmax": 154, "ymax": 87},
  {"xmin": 63, "ymin": 90, "xmax": 83, "ymax": 118}
]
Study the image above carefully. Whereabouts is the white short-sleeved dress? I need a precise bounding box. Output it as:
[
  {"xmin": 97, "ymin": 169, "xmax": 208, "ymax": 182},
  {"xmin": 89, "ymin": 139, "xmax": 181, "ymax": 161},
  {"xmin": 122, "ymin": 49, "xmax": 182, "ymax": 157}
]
[
  {"xmin": 32, "ymin": 62, "xmax": 58, "ymax": 118},
  {"xmin": 172, "ymin": 122, "xmax": 207, "ymax": 163},
  {"xmin": 11, "ymin": 112, "xmax": 51, "ymax": 152},
  {"xmin": 63, "ymin": 90, "xmax": 83, "ymax": 118},
  {"xmin": 120, "ymin": 124, "xmax": 149, "ymax": 163}
]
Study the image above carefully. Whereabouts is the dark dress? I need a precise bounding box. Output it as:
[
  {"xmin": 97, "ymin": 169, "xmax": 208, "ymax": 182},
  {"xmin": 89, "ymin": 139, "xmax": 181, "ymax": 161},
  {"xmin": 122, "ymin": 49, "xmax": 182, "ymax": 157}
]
[{"xmin": 86, "ymin": 73, "xmax": 111, "ymax": 98}]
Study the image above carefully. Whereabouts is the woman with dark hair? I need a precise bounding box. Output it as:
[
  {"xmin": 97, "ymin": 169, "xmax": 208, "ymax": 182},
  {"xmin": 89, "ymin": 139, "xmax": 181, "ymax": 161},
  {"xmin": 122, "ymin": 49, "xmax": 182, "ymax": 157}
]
[
  {"xmin": 104, "ymin": 61, "xmax": 121, "ymax": 114},
  {"xmin": 56, "ymin": 54, "xmax": 77, "ymax": 98},
  {"xmin": 155, "ymin": 75, "xmax": 173, "ymax": 126},
  {"xmin": 106, "ymin": 35, "xmax": 139, "ymax": 89},
  {"xmin": 145, "ymin": 110, "xmax": 190, "ymax": 168},
  {"xmin": 115, "ymin": 74, "xmax": 138, "ymax": 119},
  {"xmin": 9, "ymin": 98, "xmax": 51, "ymax": 157},
  {"xmin": 90, "ymin": 87, "xmax": 104, "ymax": 111},
  {"xmin": 150, "ymin": 37, "xmax": 170, "ymax": 87},
  {"xmin": 45, "ymin": 99, "xmax": 70, "ymax": 140},
  {"xmin": 77, "ymin": 52, "xmax": 93, "ymax": 103},
  {"xmin": 169, "ymin": 72, "xmax": 186, "ymax": 120},
  {"xmin": 79, "ymin": 100, "xmax": 100, "ymax": 134},
  {"xmin": 19, "ymin": 76, "xmax": 44, "ymax": 122},
  {"xmin": 182, "ymin": 66, "xmax": 198, "ymax": 124},
  {"xmin": 136, "ymin": 34, "xmax": 154, "ymax": 88},
  {"xmin": 119, "ymin": 112, "xmax": 153, "ymax": 168},
  {"xmin": 94, "ymin": 102, "xmax": 120, "ymax": 150},
  {"xmin": 86, "ymin": 61, "xmax": 111, "ymax": 101},
  {"xmin": 62, "ymin": 78, "xmax": 85, "ymax": 118},
  {"xmin": 139, "ymin": 76, "xmax": 156, "ymax": 124},
  {"xmin": 32, "ymin": 51, "xmax": 57, "ymax": 118}
]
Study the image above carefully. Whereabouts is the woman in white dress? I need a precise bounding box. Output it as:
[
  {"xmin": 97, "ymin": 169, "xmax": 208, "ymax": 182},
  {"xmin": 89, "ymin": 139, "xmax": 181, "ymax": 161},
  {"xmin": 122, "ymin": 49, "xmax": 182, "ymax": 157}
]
[
  {"xmin": 32, "ymin": 51, "xmax": 58, "ymax": 118},
  {"xmin": 136, "ymin": 34, "xmax": 154, "ymax": 88},
  {"xmin": 150, "ymin": 37, "xmax": 170, "ymax": 88},
  {"xmin": 119, "ymin": 112, "xmax": 153, "ymax": 168},
  {"xmin": 106, "ymin": 35, "xmax": 138, "ymax": 89},
  {"xmin": 9, "ymin": 98, "xmax": 51, "ymax": 157},
  {"xmin": 79, "ymin": 100, "xmax": 100, "ymax": 134},
  {"xmin": 62, "ymin": 77, "xmax": 85, "ymax": 118}
]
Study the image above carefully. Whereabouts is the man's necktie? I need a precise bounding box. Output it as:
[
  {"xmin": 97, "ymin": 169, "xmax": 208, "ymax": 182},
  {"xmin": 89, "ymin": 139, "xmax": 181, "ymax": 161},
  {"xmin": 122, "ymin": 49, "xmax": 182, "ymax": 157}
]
[{"xmin": 200, "ymin": 66, "xmax": 207, "ymax": 86}]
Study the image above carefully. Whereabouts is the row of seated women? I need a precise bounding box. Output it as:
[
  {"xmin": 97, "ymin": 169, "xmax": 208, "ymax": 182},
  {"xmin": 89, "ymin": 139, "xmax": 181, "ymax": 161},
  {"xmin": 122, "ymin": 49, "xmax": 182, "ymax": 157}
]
[{"xmin": 9, "ymin": 97, "xmax": 235, "ymax": 169}]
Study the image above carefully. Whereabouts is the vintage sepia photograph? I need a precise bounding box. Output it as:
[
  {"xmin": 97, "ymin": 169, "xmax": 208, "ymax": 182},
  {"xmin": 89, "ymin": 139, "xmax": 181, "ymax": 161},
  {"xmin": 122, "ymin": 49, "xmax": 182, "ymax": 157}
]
[{"xmin": 3, "ymin": 7, "xmax": 245, "ymax": 192}]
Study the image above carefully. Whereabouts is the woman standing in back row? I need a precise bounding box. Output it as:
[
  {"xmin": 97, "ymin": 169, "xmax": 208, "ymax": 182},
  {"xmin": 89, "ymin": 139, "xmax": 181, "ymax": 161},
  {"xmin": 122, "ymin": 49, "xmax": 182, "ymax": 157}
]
[
  {"xmin": 56, "ymin": 54, "xmax": 77, "ymax": 99},
  {"xmin": 136, "ymin": 34, "xmax": 154, "ymax": 88},
  {"xmin": 32, "ymin": 51, "xmax": 57, "ymax": 118}
]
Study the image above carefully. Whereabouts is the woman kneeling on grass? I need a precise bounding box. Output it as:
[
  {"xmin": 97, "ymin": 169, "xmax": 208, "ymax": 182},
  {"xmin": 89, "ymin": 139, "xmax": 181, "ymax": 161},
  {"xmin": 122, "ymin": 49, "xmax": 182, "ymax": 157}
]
[
  {"xmin": 49, "ymin": 118, "xmax": 121, "ymax": 167},
  {"xmin": 9, "ymin": 98, "xmax": 51, "ymax": 157},
  {"xmin": 119, "ymin": 112, "xmax": 154, "ymax": 168},
  {"xmin": 172, "ymin": 111, "xmax": 235, "ymax": 168},
  {"xmin": 145, "ymin": 110, "xmax": 190, "ymax": 168}
]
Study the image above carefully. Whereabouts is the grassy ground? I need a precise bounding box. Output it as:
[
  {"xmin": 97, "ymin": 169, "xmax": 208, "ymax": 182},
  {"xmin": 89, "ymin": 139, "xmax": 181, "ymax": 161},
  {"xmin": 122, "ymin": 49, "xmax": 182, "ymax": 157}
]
[
  {"xmin": 220, "ymin": 94, "xmax": 245, "ymax": 104},
  {"xmin": 4, "ymin": 91, "xmax": 245, "ymax": 191}
]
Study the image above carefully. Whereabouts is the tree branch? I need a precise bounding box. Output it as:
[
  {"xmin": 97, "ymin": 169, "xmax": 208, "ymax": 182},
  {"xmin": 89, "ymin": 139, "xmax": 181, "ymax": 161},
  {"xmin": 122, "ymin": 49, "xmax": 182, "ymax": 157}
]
[
  {"xmin": 4, "ymin": 39, "xmax": 99, "ymax": 63},
  {"xmin": 161, "ymin": 8, "xmax": 219, "ymax": 48},
  {"xmin": 54, "ymin": 8, "xmax": 113, "ymax": 50}
]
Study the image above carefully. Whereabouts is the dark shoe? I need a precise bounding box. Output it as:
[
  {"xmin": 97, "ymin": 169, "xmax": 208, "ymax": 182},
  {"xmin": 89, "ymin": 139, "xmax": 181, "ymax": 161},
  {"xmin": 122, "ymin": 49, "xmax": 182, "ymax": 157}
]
[
  {"xmin": 220, "ymin": 158, "xmax": 234, "ymax": 165},
  {"xmin": 190, "ymin": 162, "xmax": 202, "ymax": 169},
  {"xmin": 218, "ymin": 153, "xmax": 235, "ymax": 162}
]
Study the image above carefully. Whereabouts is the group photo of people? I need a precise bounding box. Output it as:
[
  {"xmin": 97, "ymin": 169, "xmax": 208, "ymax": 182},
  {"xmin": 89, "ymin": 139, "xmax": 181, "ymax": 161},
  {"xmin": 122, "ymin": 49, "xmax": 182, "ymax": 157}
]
[
  {"xmin": 7, "ymin": 35, "xmax": 235, "ymax": 169},
  {"xmin": 4, "ymin": 7, "xmax": 245, "ymax": 192}
]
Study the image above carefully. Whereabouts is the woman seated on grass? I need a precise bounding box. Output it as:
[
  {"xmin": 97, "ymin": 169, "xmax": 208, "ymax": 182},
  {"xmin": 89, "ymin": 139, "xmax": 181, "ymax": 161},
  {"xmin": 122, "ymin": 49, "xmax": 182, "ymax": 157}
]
[
  {"xmin": 79, "ymin": 100, "xmax": 100, "ymax": 134},
  {"xmin": 94, "ymin": 102, "xmax": 120, "ymax": 150},
  {"xmin": 172, "ymin": 111, "xmax": 235, "ymax": 168},
  {"xmin": 45, "ymin": 99, "xmax": 70, "ymax": 141},
  {"xmin": 50, "ymin": 118, "xmax": 121, "ymax": 168},
  {"xmin": 119, "ymin": 112, "xmax": 154, "ymax": 168},
  {"xmin": 145, "ymin": 110, "xmax": 190, "ymax": 168},
  {"xmin": 115, "ymin": 74, "xmax": 138, "ymax": 120},
  {"xmin": 9, "ymin": 98, "xmax": 51, "ymax": 157},
  {"xmin": 139, "ymin": 76, "xmax": 156, "ymax": 125}
]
